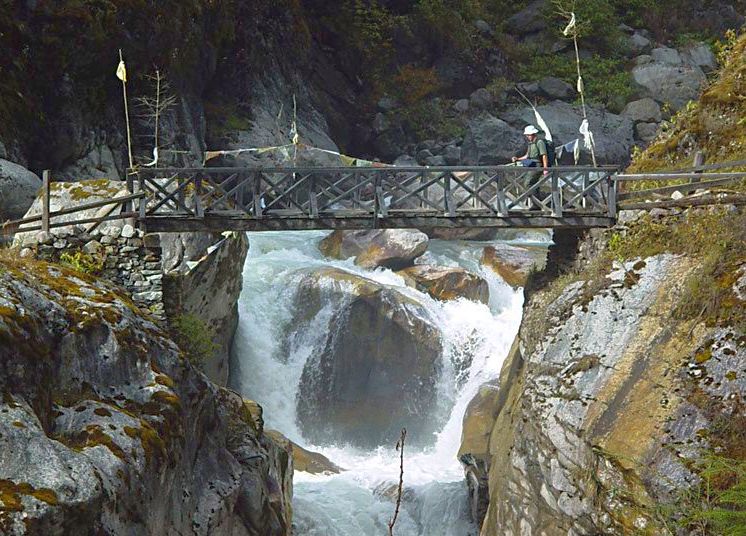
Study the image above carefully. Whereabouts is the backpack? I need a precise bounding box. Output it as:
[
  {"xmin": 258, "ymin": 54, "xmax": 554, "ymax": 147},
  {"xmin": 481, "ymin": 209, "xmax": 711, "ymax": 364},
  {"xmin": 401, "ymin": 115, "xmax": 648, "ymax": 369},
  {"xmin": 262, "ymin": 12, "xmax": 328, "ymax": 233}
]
[{"xmin": 541, "ymin": 137, "xmax": 556, "ymax": 167}]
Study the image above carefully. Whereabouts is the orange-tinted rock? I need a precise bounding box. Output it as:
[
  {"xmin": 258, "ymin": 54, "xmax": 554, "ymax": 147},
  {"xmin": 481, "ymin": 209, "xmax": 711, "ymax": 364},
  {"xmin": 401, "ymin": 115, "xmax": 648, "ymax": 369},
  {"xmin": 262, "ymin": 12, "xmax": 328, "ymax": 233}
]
[{"xmin": 398, "ymin": 265, "xmax": 489, "ymax": 303}]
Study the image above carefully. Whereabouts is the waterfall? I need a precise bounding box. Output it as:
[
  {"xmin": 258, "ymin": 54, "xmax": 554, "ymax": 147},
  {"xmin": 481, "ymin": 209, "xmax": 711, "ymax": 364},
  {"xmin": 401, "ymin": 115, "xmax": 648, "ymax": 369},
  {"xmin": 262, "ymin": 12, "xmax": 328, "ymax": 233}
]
[{"xmin": 231, "ymin": 230, "xmax": 530, "ymax": 535}]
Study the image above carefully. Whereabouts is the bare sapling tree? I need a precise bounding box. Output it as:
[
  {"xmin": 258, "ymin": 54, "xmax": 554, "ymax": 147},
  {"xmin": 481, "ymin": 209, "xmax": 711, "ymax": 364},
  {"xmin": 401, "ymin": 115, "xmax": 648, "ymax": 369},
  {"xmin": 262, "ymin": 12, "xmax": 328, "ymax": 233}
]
[
  {"xmin": 388, "ymin": 428, "xmax": 407, "ymax": 536},
  {"xmin": 134, "ymin": 69, "xmax": 178, "ymax": 167}
]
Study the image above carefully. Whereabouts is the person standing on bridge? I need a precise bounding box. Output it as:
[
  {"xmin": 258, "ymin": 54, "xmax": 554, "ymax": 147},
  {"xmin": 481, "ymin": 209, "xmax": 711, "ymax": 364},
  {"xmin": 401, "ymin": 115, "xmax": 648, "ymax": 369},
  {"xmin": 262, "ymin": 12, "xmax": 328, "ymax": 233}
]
[{"xmin": 512, "ymin": 125, "xmax": 550, "ymax": 175}]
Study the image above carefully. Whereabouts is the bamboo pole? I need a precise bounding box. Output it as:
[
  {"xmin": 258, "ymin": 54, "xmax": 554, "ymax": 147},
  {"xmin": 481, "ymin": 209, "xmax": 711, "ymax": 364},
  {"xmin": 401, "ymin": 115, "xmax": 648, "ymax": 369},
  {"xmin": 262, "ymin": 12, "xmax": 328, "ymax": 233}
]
[{"xmin": 119, "ymin": 49, "xmax": 134, "ymax": 169}]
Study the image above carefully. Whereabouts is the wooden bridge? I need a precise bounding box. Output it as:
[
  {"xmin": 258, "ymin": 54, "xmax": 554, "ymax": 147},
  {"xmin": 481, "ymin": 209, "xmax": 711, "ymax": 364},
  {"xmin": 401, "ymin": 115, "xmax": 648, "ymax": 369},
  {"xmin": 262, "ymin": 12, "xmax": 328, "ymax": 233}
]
[
  {"xmin": 7, "ymin": 161, "xmax": 745, "ymax": 235},
  {"xmin": 126, "ymin": 165, "xmax": 619, "ymax": 232}
]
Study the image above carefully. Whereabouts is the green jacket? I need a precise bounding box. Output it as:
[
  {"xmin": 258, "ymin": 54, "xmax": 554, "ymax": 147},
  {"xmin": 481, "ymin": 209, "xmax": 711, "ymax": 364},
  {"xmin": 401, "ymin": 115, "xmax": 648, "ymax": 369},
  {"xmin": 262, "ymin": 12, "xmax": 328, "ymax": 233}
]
[{"xmin": 527, "ymin": 139, "xmax": 548, "ymax": 161}]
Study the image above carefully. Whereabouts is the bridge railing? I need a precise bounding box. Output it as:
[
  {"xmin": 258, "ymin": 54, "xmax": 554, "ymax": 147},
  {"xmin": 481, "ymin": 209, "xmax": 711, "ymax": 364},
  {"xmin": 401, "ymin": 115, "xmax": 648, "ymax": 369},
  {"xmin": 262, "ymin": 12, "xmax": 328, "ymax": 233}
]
[{"xmin": 132, "ymin": 166, "xmax": 617, "ymax": 224}]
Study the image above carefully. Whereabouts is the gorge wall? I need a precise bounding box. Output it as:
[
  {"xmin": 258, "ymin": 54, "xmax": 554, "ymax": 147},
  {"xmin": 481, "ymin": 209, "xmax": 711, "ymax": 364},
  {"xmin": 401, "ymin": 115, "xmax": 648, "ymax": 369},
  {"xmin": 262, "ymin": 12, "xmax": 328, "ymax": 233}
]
[{"xmin": 0, "ymin": 252, "xmax": 292, "ymax": 535}]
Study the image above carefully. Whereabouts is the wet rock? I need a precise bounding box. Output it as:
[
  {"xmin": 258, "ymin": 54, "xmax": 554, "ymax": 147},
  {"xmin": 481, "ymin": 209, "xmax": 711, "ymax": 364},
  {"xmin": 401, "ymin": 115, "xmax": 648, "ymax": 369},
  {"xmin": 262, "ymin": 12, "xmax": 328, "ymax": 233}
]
[
  {"xmin": 295, "ymin": 268, "xmax": 443, "ymax": 448},
  {"xmin": 318, "ymin": 229, "xmax": 429, "ymax": 270},
  {"xmin": 424, "ymin": 228, "xmax": 498, "ymax": 241},
  {"xmin": 0, "ymin": 159, "xmax": 41, "ymax": 221},
  {"xmin": 397, "ymin": 265, "xmax": 489, "ymax": 303},
  {"xmin": 426, "ymin": 155, "xmax": 447, "ymax": 167},
  {"xmin": 265, "ymin": 430, "xmax": 343, "ymax": 475},
  {"xmin": 480, "ymin": 243, "xmax": 547, "ymax": 288}
]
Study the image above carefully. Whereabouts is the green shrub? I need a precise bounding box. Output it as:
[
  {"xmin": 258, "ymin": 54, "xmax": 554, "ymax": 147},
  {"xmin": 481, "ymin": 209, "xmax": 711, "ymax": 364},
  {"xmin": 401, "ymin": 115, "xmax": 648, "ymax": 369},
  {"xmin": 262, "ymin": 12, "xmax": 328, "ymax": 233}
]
[
  {"xmin": 171, "ymin": 314, "xmax": 218, "ymax": 370},
  {"xmin": 398, "ymin": 99, "xmax": 465, "ymax": 140},
  {"xmin": 517, "ymin": 51, "xmax": 635, "ymax": 111},
  {"xmin": 59, "ymin": 250, "xmax": 104, "ymax": 275}
]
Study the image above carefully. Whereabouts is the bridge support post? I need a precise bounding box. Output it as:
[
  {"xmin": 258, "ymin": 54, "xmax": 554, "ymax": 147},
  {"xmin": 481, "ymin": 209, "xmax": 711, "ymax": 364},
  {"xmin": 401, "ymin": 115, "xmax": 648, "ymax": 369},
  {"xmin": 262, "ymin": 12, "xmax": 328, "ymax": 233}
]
[
  {"xmin": 551, "ymin": 171, "xmax": 562, "ymax": 218},
  {"xmin": 125, "ymin": 169, "xmax": 137, "ymax": 228},
  {"xmin": 41, "ymin": 170, "xmax": 51, "ymax": 233},
  {"xmin": 495, "ymin": 171, "xmax": 507, "ymax": 217},
  {"xmin": 608, "ymin": 173, "xmax": 617, "ymax": 219},
  {"xmin": 444, "ymin": 173, "xmax": 455, "ymax": 216}
]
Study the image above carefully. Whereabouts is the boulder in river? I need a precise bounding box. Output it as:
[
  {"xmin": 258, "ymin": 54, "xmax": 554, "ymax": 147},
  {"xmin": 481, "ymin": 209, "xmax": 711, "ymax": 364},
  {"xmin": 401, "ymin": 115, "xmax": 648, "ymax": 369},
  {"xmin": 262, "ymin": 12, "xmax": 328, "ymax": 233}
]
[
  {"xmin": 480, "ymin": 243, "xmax": 547, "ymax": 288},
  {"xmin": 318, "ymin": 229, "xmax": 429, "ymax": 270},
  {"xmin": 265, "ymin": 430, "xmax": 343, "ymax": 475},
  {"xmin": 398, "ymin": 265, "xmax": 489, "ymax": 303},
  {"xmin": 295, "ymin": 267, "xmax": 443, "ymax": 448}
]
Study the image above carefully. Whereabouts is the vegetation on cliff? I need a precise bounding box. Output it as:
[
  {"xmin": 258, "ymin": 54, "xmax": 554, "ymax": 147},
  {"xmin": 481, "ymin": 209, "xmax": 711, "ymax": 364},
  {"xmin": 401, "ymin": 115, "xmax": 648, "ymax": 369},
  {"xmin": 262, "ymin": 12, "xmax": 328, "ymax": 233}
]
[{"xmin": 629, "ymin": 30, "xmax": 746, "ymax": 172}]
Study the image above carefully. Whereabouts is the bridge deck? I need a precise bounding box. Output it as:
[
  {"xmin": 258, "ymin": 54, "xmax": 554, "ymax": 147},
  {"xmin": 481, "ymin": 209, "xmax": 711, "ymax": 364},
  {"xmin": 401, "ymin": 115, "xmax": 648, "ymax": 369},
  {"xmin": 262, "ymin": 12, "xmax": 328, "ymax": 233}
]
[{"xmin": 130, "ymin": 165, "xmax": 619, "ymax": 232}]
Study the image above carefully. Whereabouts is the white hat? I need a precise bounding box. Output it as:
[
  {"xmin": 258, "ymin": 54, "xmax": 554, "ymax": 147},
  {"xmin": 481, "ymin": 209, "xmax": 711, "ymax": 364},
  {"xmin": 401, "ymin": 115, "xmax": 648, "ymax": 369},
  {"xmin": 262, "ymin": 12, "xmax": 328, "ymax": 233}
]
[{"xmin": 523, "ymin": 125, "xmax": 539, "ymax": 135}]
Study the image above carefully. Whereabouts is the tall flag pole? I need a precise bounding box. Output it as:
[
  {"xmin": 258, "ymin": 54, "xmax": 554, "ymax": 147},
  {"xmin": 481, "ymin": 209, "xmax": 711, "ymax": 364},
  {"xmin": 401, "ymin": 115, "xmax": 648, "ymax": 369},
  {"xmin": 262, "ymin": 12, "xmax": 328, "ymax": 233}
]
[
  {"xmin": 116, "ymin": 49, "xmax": 134, "ymax": 170},
  {"xmin": 563, "ymin": 13, "xmax": 597, "ymax": 167}
]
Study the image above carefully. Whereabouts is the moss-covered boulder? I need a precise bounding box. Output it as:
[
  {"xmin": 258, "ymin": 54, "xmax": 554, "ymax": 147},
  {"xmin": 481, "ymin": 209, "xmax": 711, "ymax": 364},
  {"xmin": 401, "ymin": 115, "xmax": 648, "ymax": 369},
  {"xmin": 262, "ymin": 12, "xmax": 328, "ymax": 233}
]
[
  {"xmin": 397, "ymin": 265, "xmax": 489, "ymax": 303},
  {"xmin": 480, "ymin": 243, "xmax": 547, "ymax": 288},
  {"xmin": 318, "ymin": 229, "xmax": 429, "ymax": 270},
  {"xmin": 0, "ymin": 252, "xmax": 292, "ymax": 535},
  {"xmin": 294, "ymin": 267, "xmax": 443, "ymax": 448}
]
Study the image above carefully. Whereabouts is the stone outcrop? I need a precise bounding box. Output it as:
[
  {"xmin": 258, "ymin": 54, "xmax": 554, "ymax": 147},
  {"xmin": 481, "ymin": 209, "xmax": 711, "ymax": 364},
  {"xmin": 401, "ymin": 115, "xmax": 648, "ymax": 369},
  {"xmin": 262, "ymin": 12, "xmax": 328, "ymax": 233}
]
[
  {"xmin": 13, "ymin": 224, "xmax": 165, "ymax": 319},
  {"xmin": 398, "ymin": 265, "xmax": 489, "ymax": 303},
  {"xmin": 294, "ymin": 267, "xmax": 443, "ymax": 448},
  {"xmin": 0, "ymin": 255, "xmax": 292, "ymax": 535},
  {"xmin": 460, "ymin": 230, "xmax": 745, "ymax": 535},
  {"xmin": 265, "ymin": 431, "xmax": 343, "ymax": 475},
  {"xmin": 162, "ymin": 232, "xmax": 249, "ymax": 386},
  {"xmin": 632, "ymin": 52, "xmax": 707, "ymax": 111},
  {"xmin": 480, "ymin": 243, "xmax": 547, "ymax": 288},
  {"xmin": 318, "ymin": 229, "xmax": 429, "ymax": 270},
  {"xmin": 12, "ymin": 179, "xmax": 249, "ymax": 387},
  {"xmin": 0, "ymin": 159, "xmax": 41, "ymax": 221}
]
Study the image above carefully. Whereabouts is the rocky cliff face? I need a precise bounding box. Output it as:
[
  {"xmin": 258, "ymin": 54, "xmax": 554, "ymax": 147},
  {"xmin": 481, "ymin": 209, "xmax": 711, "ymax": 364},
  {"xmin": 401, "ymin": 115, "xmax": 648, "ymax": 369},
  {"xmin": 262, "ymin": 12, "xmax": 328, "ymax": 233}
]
[
  {"xmin": 0, "ymin": 253, "xmax": 292, "ymax": 535},
  {"xmin": 460, "ymin": 211, "xmax": 745, "ymax": 535}
]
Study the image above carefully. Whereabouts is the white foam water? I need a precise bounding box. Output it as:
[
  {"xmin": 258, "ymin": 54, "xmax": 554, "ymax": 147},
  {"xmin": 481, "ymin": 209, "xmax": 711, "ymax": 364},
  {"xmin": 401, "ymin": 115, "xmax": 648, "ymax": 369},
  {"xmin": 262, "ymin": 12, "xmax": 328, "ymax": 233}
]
[{"xmin": 231, "ymin": 231, "xmax": 527, "ymax": 535}]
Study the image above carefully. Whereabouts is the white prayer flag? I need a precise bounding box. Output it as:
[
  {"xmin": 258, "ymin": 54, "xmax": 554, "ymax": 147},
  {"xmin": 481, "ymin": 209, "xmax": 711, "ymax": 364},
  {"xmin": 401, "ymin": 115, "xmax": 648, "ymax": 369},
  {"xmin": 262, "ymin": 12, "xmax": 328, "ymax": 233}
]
[
  {"xmin": 562, "ymin": 12, "xmax": 576, "ymax": 36},
  {"xmin": 116, "ymin": 60, "xmax": 127, "ymax": 83}
]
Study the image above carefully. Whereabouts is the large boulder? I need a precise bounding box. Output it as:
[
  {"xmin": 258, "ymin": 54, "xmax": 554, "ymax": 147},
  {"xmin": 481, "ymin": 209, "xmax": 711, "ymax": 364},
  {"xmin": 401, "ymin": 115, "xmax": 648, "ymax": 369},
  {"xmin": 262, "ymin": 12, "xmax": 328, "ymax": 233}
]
[
  {"xmin": 681, "ymin": 42, "xmax": 718, "ymax": 72},
  {"xmin": 294, "ymin": 268, "xmax": 443, "ymax": 448},
  {"xmin": 397, "ymin": 265, "xmax": 489, "ymax": 303},
  {"xmin": 621, "ymin": 98, "xmax": 662, "ymax": 124},
  {"xmin": 480, "ymin": 243, "xmax": 547, "ymax": 288},
  {"xmin": 538, "ymin": 77, "xmax": 575, "ymax": 101},
  {"xmin": 506, "ymin": 0, "xmax": 547, "ymax": 36},
  {"xmin": 632, "ymin": 59, "xmax": 707, "ymax": 111},
  {"xmin": 500, "ymin": 101, "xmax": 635, "ymax": 164},
  {"xmin": 265, "ymin": 431, "xmax": 342, "ymax": 475},
  {"xmin": 461, "ymin": 114, "xmax": 524, "ymax": 165},
  {"xmin": 424, "ymin": 228, "xmax": 498, "ymax": 241},
  {"xmin": 0, "ymin": 159, "xmax": 41, "ymax": 221},
  {"xmin": 0, "ymin": 257, "xmax": 292, "ymax": 535},
  {"xmin": 318, "ymin": 229, "xmax": 429, "ymax": 270}
]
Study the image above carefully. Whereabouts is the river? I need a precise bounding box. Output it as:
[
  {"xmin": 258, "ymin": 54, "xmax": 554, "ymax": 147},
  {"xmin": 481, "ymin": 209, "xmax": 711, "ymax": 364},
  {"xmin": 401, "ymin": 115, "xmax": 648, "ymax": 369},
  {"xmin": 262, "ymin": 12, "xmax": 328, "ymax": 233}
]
[{"xmin": 231, "ymin": 231, "xmax": 535, "ymax": 535}]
